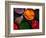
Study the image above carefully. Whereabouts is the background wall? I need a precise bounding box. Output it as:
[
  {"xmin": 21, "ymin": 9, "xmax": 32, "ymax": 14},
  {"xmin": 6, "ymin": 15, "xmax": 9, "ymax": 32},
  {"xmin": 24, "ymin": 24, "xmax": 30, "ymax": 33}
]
[{"xmin": 0, "ymin": 0, "xmax": 46, "ymax": 38}]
